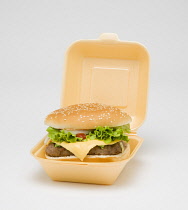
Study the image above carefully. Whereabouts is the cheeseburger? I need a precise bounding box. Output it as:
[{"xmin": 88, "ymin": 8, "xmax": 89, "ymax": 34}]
[{"xmin": 44, "ymin": 103, "xmax": 131, "ymax": 162}]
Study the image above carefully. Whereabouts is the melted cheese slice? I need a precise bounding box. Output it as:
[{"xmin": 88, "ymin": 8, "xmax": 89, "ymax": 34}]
[{"xmin": 54, "ymin": 140, "xmax": 121, "ymax": 161}]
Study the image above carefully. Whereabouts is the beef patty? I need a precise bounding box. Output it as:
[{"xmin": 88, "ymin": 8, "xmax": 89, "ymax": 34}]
[{"xmin": 46, "ymin": 141, "xmax": 127, "ymax": 157}]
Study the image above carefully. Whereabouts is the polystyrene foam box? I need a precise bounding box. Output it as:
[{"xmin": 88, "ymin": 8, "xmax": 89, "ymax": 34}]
[{"xmin": 31, "ymin": 33, "xmax": 149, "ymax": 185}]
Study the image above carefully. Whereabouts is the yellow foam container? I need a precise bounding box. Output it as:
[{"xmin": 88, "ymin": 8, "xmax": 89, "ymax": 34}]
[{"xmin": 31, "ymin": 33, "xmax": 150, "ymax": 185}]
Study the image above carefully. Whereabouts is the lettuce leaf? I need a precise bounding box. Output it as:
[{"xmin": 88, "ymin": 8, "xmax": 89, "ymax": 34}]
[
  {"xmin": 116, "ymin": 124, "xmax": 131, "ymax": 133},
  {"xmin": 46, "ymin": 127, "xmax": 84, "ymax": 143},
  {"xmin": 87, "ymin": 125, "xmax": 130, "ymax": 144},
  {"xmin": 47, "ymin": 124, "xmax": 130, "ymax": 144}
]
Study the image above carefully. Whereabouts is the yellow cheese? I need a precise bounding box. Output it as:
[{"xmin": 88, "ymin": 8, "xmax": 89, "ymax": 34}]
[{"xmin": 54, "ymin": 140, "xmax": 120, "ymax": 161}]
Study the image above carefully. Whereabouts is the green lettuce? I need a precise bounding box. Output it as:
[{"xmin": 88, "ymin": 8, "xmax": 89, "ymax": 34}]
[
  {"xmin": 87, "ymin": 125, "xmax": 130, "ymax": 144},
  {"xmin": 46, "ymin": 127, "xmax": 84, "ymax": 143},
  {"xmin": 47, "ymin": 124, "xmax": 130, "ymax": 144},
  {"xmin": 116, "ymin": 124, "xmax": 131, "ymax": 133}
]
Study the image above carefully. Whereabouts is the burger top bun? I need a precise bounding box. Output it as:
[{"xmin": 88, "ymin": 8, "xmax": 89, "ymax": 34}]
[{"xmin": 45, "ymin": 103, "xmax": 132, "ymax": 130}]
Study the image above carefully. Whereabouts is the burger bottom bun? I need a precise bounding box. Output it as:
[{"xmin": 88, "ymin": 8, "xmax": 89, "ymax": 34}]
[{"xmin": 45, "ymin": 143, "xmax": 130, "ymax": 162}]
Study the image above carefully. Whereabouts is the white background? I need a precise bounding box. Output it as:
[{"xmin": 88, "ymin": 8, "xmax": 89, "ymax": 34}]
[{"xmin": 1, "ymin": 0, "xmax": 188, "ymax": 209}]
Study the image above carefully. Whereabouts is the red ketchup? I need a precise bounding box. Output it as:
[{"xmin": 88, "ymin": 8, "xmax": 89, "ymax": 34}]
[{"xmin": 76, "ymin": 133, "xmax": 86, "ymax": 139}]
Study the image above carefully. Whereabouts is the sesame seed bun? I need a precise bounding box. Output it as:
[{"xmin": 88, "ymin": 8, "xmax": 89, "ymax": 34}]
[{"xmin": 44, "ymin": 103, "xmax": 131, "ymax": 129}]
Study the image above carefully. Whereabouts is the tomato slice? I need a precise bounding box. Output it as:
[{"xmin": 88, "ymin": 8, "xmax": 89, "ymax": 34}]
[{"xmin": 76, "ymin": 133, "xmax": 86, "ymax": 139}]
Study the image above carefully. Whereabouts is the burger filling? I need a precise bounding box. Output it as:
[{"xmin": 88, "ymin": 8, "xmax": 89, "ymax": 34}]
[
  {"xmin": 46, "ymin": 141, "xmax": 127, "ymax": 157},
  {"xmin": 45, "ymin": 125, "xmax": 130, "ymax": 158}
]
